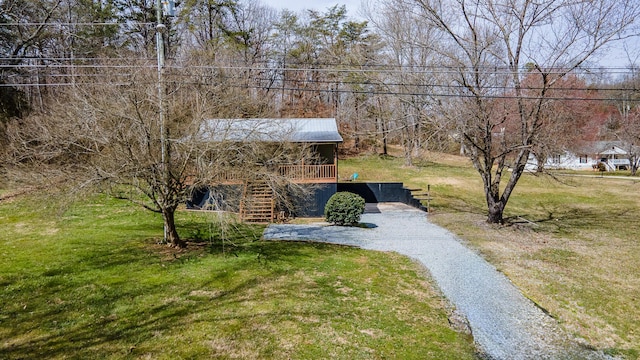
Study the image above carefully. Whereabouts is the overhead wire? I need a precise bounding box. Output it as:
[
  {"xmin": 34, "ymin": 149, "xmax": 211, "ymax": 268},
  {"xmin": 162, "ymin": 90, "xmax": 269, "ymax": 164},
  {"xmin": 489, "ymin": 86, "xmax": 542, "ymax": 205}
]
[
  {"xmin": 0, "ymin": 59, "xmax": 635, "ymax": 75},
  {"xmin": 2, "ymin": 63, "xmax": 637, "ymax": 96},
  {"xmin": 0, "ymin": 56, "xmax": 636, "ymax": 75},
  {"xmin": 0, "ymin": 22, "xmax": 155, "ymax": 26},
  {"xmin": 2, "ymin": 76, "xmax": 636, "ymax": 102},
  {"xmin": 1, "ymin": 41, "xmax": 637, "ymax": 102}
]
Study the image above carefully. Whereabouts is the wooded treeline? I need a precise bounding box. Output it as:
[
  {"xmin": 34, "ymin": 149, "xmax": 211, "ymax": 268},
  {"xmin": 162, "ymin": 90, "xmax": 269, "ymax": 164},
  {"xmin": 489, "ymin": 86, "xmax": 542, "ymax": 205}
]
[
  {"xmin": 2, "ymin": 0, "xmax": 639, "ymax": 157},
  {"xmin": 2, "ymin": 0, "xmax": 640, "ymax": 228}
]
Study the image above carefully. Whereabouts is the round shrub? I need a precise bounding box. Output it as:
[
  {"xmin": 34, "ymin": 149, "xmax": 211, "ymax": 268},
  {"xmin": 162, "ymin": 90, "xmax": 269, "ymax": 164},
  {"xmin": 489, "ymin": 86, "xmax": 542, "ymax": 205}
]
[{"xmin": 324, "ymin": 191, "xmax": 366, "ymax": 226}]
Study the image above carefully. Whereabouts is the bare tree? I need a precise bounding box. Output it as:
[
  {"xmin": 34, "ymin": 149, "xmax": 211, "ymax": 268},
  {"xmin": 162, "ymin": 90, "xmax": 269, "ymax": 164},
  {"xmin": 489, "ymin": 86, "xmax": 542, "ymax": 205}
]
[
  {"xmin": 606, "ymin": 65, "xmax": 640, "ymax": 175},
  {"xmin": 505, "ymin": 74, "xmax": 597, "ymax": 173},
  {"xmin": 409, "ymin": 0, "xmax": 640, "ymax": 223},
  {"xmin": 365, "ymin": 0, "xmax": 451, "ymax": 164},
  {"xmin": 6, "ymin": 62, "xmax": 314, "ymax": 247}
]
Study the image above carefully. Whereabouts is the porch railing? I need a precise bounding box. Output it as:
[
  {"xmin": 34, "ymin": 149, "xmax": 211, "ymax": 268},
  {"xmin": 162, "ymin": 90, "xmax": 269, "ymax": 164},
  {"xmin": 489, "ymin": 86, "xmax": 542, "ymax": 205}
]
[
  {"xmin": 607, "ymin": 158, "xmax": 631, "ymax": 166},
  {"xmin": 278, "ymin": 164, "xmax": 337, "ymax": 183},
  {"xmin": 212, "ymin": 164, "xmax": 337, "ymax": 183}
]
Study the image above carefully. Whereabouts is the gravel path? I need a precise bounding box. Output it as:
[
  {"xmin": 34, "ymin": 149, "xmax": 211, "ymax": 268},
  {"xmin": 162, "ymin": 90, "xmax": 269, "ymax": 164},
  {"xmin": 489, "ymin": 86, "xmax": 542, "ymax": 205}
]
[{"xmin": 263, "ymin": 203, "xmax": 612, "ymax": 360}]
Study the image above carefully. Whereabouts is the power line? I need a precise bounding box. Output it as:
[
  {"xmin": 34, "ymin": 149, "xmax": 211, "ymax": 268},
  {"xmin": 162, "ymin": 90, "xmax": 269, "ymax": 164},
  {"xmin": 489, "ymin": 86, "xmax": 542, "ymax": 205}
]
[
  {"xmin": 0, "ymin": 64, "xmax": 156, "ymax": 69},
  {"xmin": 220, "ymin": 82, "xmax": 640, "ymax": 102},
  {"xmin": 0, "ymin": 57, "xmax": 156, "ymax": 62},
  {"xmin": 3, "ymin": 66, "xmax": 637, "ymax": 94},
  {"xmin": 0, "ymin": 56, "xmax": 637, "ymax": 74},
  {"xmin": 1, "ymin": 64, "xmax": 637, "ymax": 87},
  {"xmin": 0, "ymin": 22, "xmax": 154, "ymax": 26},
  {"xmin": 3, "ymin": 77, "xmax": 637, "ymax": 103}
]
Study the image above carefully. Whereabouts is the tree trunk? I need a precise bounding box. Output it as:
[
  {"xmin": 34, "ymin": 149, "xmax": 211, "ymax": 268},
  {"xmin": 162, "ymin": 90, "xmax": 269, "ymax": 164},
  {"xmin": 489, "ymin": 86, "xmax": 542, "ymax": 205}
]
[
  {"xmin": 162, "ymin": 207, "xmax": 185, "ymax": 248},
  {"xmin": 382, "ymin": 121, "xmax": 388, "ymax": 156},
  {"xmin": 354, "ymin": 97, "xmax": 360, "ymax": 151},
  {"xmin": 631, "ymin": 156, "xmax": 639, "ymax": 176},
  {"xmin": 484, "ymin": 155, "xmax": 528, "ymax": 224},
  {"xmin": 402, "ymin": 122, "xmax": 414, "ymax": 165},
  {"xmin": 486, "ymin": 199, "xmax": 505, "ymax": 224},
  {"xmin": 483, "ymin": 175, "xmax": 504, "ymax": 224},
  {"xmin": 536, "ymin": 154, "xmax": 547, "ymax": 173},
  {"xmin": 377, "ymin": 98, "xmax": 388, "ymax": 156},
  {"xmin": 403, "ymin": 138, "xmax": 413, "ymax": 166}
]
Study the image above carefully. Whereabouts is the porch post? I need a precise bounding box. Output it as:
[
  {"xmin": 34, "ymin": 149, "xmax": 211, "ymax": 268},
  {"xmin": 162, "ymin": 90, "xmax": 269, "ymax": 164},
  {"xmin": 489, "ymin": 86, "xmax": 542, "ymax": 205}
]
[{"xmin": 334, "ymin": 143, "xmax": 339, "ymax": 183}]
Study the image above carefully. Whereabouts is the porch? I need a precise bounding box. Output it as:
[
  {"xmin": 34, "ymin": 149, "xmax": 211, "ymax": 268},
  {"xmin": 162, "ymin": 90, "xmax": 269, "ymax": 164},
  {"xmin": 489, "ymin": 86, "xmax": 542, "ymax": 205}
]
[
  {"xmin": 598, "ymin": 158, "xmax": 630, "ymax": 171},
  {"xmin": 215, "ymin": 164, "xmax": 337, "ymax": 184},
  {"xmin": 194, "ymin": 118, "xmax": 343, "ymax": 222},
  {"xmin": 278, "ymin": 164, "xmax": 337, "ymax": 183}
]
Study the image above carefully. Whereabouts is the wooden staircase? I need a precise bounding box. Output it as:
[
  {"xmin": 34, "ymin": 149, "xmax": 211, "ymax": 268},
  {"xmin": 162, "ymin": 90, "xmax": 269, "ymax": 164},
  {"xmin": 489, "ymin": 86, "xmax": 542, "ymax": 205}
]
[{"xmin": 240, "ymin": 181, "xmax": 275, "ymax": 223}]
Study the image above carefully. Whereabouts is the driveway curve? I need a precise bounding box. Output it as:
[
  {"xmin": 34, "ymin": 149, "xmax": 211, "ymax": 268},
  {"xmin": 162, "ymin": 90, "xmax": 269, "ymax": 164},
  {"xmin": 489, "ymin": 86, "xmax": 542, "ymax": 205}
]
[{"xmin": 263, "ymin": 203, "xmax": 611, "ymax": 360}]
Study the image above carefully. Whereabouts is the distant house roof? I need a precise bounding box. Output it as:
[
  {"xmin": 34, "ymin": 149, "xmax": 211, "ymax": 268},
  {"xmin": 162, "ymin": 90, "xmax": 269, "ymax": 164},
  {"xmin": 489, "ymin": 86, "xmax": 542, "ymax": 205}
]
[
  {"xmin": 577, "ymin": 141, "xmax": 627, "ymax": 155},
  {"xmin": 200, "ymin": 118, "xmax": 343, "ymax": 143}
]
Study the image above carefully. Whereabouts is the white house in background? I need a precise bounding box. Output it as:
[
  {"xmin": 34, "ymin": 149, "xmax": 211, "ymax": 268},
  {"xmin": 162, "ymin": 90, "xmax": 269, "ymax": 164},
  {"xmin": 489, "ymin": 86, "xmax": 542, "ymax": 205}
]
[{"xmin": 526, "ymin": 141, "xmax": 631, "ymax": 172}]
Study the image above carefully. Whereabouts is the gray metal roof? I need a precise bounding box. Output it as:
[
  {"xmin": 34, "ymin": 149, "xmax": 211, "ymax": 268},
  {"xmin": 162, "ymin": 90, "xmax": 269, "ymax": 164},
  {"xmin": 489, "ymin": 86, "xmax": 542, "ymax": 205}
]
[{"xmin": 201, "ymin": 118, "xmax": 343, "ymax": 143}]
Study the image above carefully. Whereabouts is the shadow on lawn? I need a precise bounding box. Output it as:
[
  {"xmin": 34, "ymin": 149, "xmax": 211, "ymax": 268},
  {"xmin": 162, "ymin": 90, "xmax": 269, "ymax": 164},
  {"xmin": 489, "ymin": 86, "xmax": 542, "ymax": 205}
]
[
  {"xmin": 1, "ymin": 239, "xmax": 340, "ymax": 359},
  {"xmin": 511, "ymin": 204, "xmax": 638, "ymax": 235}
]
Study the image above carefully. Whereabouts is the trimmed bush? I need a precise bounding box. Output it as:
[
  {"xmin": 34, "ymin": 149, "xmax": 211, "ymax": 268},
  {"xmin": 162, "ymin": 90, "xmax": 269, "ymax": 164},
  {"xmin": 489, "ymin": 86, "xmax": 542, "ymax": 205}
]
[{"xmin": 324, "ymin": 191, "xmax": 366, "ymax": 226}]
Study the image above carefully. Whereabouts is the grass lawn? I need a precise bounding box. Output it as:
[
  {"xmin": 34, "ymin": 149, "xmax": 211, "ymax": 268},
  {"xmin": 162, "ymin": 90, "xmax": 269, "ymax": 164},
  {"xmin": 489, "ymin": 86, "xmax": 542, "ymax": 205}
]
[
  {"xmin": 340, "ymin": 153, "xmax": 640, "ymax": 359},
  {"xmin": 0, "ymin": 194, "xmax": 476, "ymax": 359}
]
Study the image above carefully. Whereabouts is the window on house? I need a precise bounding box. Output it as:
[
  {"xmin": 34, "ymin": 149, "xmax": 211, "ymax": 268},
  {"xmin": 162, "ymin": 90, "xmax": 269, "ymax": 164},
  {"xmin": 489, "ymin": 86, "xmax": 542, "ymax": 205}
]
[
  {"xmin": 552, "ymin": 155, "xmax": 561, "ymax": 164},
  {"xmin": 579, "ymin": 155, "xmax": 588, "ymax": 164}
]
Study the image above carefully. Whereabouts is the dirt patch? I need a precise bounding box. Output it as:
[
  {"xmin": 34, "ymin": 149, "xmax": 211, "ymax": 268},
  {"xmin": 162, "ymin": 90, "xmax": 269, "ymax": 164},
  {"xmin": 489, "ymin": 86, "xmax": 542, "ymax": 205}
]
[
  {"xmin": 189, "ymin": 290, "xmax": 226, "ymax": 299},
  {"xmin": 0, "ymin": 186, "xmax": 42, "ymax": 203},
  {"xmin": 146, "ymin": 240, "xmax": 210, "ymax": 261}
]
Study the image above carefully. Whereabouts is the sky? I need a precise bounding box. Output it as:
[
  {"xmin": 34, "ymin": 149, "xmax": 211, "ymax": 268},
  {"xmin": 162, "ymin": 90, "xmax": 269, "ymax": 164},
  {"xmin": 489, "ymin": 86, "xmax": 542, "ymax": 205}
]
[
  {"xmin": 258, "ymin": 0, "xmax": 637, "ymax": 70},
  {"xmin": 260, "ymin": 0, "xmax": 363, "ymax": 17}
]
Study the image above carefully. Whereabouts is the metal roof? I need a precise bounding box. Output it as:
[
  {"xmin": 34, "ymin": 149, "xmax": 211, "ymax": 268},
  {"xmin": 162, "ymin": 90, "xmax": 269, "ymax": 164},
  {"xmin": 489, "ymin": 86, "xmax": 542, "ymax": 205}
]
[{"xmin": 201, "ymin": 118, "xmax": 343, "ymax": 143}]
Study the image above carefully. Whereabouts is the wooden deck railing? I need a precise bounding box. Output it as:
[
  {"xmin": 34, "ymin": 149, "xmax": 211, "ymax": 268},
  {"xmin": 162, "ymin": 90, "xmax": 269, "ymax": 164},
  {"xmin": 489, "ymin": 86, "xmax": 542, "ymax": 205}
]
[
  {"xmin": 212, "ymin": 164, "xmax": 337, "ymax": 184},
  {"xmin": 278, "ymin": 164, "xmax": 337, "ymax": 183}
]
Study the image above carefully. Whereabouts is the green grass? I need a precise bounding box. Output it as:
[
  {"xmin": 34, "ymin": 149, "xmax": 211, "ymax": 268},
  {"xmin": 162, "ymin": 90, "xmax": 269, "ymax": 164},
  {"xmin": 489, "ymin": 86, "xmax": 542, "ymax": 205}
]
[
  {"xmin": 341, "ymin": 153, "xmax": 640, "ymax": 359},
  {"xmin": 0, "ymin": 194, "xmax": 476, "ymax": 359},
  {"xmin": 340, "ymin": 154, "xmax": 486, "ymax": 213}
]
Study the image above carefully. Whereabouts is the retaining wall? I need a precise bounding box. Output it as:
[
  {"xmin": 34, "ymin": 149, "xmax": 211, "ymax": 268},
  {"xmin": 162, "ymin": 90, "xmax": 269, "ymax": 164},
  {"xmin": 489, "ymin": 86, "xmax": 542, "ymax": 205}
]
[{"xmin": 188, "ymin": 182, "xmax": 426, "ymax": 218}]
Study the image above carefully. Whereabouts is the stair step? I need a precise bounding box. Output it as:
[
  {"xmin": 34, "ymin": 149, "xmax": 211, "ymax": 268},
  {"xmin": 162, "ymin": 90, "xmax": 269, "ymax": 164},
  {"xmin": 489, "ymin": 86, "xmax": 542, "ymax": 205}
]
[{"xmin": 240, "ymin": 180, "xmax": 275, "ymax": 223}]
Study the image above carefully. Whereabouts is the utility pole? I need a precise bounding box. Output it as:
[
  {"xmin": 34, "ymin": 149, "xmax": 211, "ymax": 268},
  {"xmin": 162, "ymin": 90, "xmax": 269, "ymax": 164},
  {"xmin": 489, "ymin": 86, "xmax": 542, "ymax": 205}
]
[{"xmin": 156, "ymin": 0, "xmax": 168, "ymax": 243}]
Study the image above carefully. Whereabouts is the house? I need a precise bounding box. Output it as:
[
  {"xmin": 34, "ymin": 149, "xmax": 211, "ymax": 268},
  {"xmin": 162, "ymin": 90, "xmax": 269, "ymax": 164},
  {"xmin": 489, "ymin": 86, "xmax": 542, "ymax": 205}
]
[
  {"xmin": 597, "ymin": 144, "xmax": 630, "ymax": 171},
  {"xmin": 188, "ymin": 118, "xmax": 343, "ymax": 222},
  {"xmin": 526, "ymin": 141, "xmax": 631, "ymax": 172}
]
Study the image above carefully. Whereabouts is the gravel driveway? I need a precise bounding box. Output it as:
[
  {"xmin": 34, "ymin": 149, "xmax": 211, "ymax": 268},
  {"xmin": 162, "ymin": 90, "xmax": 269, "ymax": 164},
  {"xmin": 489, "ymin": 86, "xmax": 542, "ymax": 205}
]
[{"xmin": 263, "ymin": 203, "xmax": 612, "ymax": 360}]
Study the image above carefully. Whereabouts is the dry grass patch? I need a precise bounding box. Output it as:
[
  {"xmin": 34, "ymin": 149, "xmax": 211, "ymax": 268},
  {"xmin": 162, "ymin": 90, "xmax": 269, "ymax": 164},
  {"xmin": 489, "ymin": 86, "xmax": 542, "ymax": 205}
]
[
  {"xmin": 341, "ymin": 152, "xmax": 638, "ymax": 357},
  {"xmin": 430, "ymin": 210, "xmax": 639, "ymax": 358}
]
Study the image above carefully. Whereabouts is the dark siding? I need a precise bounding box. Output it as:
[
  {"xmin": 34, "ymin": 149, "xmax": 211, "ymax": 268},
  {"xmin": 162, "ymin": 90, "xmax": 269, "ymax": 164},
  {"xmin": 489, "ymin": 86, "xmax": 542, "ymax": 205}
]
[
  {"xmin": 187, "ymin": 185, "xmax": 242, "ymax": 212},
  {"xmin": 187, "ymin": 182, "xmax": 424, "ymax": 218},
  {"xmin": 187, "ymin": 183, "xmax": 337, "ymax": 218},
  {"xmin": 292, "ymin": 183, "xmax": 337, "ymax": 217},
  {"xmin": 338, "ymin": 182, "xmax": 426, "ymax": 211},
  {"xmin": 314, "ymin": 144, "xmax": 336, "ymax": 164}
]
